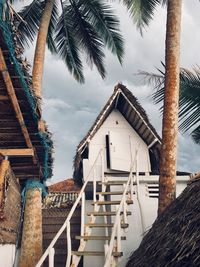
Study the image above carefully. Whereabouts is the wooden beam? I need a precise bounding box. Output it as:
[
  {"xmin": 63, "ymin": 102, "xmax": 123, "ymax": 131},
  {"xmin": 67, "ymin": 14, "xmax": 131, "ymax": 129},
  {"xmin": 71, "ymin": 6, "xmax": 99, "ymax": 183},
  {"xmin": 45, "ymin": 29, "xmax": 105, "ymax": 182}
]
[
  {"xmin": 0, "ymin": 48, "xmax": 37, "ymax": 165},
  {"xmin": 0, "ymin": 95, "xmax": 9, "ymax": 101},
  {"xmin": 0, "ymin": 149, "xmax": 34, "ymax": 157}
]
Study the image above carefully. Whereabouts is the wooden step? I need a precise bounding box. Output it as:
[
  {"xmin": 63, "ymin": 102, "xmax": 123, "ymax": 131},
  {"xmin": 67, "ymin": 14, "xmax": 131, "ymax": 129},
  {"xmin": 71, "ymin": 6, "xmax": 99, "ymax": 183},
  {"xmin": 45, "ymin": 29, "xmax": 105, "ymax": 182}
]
[
  {"xmin": 92, "ymin": 200, "xmax": 133, "ymax": 205},
  {"xmin": 98, "ymin": 180, "xmax": 136, "ymax": 185},
  {"xmin": 85, "ymin": 223, "xmax": 129, "ymax": 228},
  {"xmin": 96, "ymin": 191, "xmax": 131, "ymax": 195},
  {"xmin": 71, "ymin": 251, "xmax": 123, "ymax": 257},
  {"xmin": 75, "ymin": 235, "xmax": 126, "ymax": 241},
  {"xmin": 87, "ymin": 211, "xmax": 131, "ymax": 216},
  {"xmin": 98, "ymin": 180, "xmax": 127, "ymax": 185}
]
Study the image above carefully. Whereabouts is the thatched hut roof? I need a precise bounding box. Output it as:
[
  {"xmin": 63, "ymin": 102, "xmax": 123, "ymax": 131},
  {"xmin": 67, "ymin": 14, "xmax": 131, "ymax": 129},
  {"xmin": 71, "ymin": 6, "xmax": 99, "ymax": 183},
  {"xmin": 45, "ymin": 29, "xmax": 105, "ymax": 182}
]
[
  {"xmin": 126, "ymin": 178, "xmax": 200, "ymax": 267},
  {"xmin": 43, "ymin": 179, "xmax": 80, "ymax": 209},
  {"xmin": 0, "ymin": 6, "xmax": 53, "ymax": 182},
  {"xmin": 73, "ymin": 83, "xmax": 161, "ymax": 182}
]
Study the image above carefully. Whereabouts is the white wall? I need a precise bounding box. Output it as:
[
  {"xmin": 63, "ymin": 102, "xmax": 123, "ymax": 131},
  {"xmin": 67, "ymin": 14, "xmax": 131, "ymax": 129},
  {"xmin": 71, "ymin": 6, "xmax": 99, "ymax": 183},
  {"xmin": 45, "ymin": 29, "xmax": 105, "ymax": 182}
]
[
  {"xmin": 83, "ymin": 110, "xmax": 151, "ymax": 181},
  {"xmin": 0, "ymin": 245, "xmax": 16, "ymax": 267},
  {"xmin": 83, "ymin": 175, "xmax": 189, "ymax": 267}
]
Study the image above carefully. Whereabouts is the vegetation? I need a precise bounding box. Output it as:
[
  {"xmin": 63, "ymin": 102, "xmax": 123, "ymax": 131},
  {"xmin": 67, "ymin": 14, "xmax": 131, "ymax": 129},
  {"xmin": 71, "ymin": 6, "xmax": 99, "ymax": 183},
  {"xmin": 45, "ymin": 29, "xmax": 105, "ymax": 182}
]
[
  {"xmin": 122, "ymin": 0, "xmax": 182, "ymax": 214},
  {"xmin": 141, "ymin": 66, "xmax": 200, "ymax": 145},
  {"xmin": 14, "ymin": 0, "xmax": 124, "ymax": 96}
]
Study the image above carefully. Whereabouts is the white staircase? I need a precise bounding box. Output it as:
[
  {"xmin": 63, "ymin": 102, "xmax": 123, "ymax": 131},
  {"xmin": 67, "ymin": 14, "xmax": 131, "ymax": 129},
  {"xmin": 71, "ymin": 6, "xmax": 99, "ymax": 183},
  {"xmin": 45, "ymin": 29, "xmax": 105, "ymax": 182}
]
[{"xmin": 36, "ymin": 150, "xmax": 138, "ymax": 267}]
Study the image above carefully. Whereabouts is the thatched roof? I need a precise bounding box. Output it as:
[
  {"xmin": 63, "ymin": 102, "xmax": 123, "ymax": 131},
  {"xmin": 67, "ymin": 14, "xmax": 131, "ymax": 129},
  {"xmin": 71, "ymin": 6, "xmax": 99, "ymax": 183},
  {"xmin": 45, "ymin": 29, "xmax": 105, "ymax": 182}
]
[
  {"xmin": 126, "ymin": 178, "xmax": 200, "ymax": 267},
  {"xmin": 73, "ymin": 83, "xmax": 161, "ymax": 181},
  {"xmin": 0, "ymin": 6, "xmax": 53, "ymax": 182},
  {"xmin": 43, "ymin": 179, "xmax": 80, "ymax": 209},
  {"xmin": 48, "ymin": 178, "xmax": 81, "ymax": 192}
]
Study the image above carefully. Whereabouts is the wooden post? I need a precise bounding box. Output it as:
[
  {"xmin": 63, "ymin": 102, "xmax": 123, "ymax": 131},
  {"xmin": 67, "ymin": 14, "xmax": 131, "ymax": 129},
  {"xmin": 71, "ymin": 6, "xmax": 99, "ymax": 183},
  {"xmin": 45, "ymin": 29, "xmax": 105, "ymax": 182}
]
[{"xmin": 18, "ymin": 188, "xmax": 43, "ymax": 267}]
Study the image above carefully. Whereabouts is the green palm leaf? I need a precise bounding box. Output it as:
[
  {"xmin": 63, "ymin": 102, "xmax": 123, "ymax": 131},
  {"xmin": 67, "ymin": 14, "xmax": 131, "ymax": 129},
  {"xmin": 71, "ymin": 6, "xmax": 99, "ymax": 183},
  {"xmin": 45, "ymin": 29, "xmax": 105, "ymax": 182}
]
[
  {"xmin": 43, "ymin": 0, "xmax": 59, "ymax": 54},
  {"xmin": 139, "ymin": 66, "xmax": 200, "ymax": 144},
  {"xmin": 122, "ymin": 0, "xmax": 160, "ymax": 34},
  {"xmin": 17, "ymin": 0, "xmax": 43, "ymax": 47},
  {"xmin": 67, "ymin": 0, "xmax": 106, "ymax": 78},
  {"xmin": 80, "ymin": 0, "xmax": 124, "ymax": 64},
  {"xmin": 55, "ymin": 1, "xmax": 84, "ymax": 83},
  {"xmin": 191, "ymin": 126, "xmax": 200, "ymax": 145}
]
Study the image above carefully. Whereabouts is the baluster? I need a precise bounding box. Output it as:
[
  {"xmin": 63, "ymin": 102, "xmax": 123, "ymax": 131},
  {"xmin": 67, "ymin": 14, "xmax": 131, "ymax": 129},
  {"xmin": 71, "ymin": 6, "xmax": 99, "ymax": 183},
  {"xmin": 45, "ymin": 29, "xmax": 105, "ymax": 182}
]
[
  {"xmin": 49, "ymin": 247, "xmax": 55, "ymax": 267},
  {"xmin": 66, "ymin": 222, "xmax": 71, "ymax": 267},
  {"xmin": 130, "ymin": 171, "xmax": 134, "ymax": 201},
  {"xmin": 123, "ymin": 200, "xmax": 128, "ymax": 224},
  {"xmin": 117, "ymin": 216, "xmax": 121, "ymax": 254},
  {"xmin": 81, "ymin": 193, "xmax": 85, "ymax": 240}
]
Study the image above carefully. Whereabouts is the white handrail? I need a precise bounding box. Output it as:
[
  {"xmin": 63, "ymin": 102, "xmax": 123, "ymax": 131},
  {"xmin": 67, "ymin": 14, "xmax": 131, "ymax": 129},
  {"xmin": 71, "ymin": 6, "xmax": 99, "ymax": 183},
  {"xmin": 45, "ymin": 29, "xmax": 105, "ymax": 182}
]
[
  {"xmin": 36, "ymin": 149, "xmax": 103, "ymax": 267},
  {"xmin": 104, "ymin": 171, "xmax": 132, "ymax": 267}
]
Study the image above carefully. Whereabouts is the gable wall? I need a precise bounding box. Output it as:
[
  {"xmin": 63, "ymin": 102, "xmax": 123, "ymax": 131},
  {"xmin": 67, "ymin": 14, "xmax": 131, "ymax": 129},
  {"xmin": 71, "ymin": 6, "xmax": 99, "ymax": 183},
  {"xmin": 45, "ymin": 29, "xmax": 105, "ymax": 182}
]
[{"xmin": 83, "ymin": 110, "xmax": 151, "ymax": 181}]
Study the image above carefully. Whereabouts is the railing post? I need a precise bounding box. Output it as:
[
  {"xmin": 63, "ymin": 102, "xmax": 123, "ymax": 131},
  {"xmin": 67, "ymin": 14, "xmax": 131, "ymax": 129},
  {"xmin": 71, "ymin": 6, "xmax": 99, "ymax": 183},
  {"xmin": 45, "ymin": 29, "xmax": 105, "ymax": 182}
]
[
  {"xmin": 81, "ymin": 192, "xmax": 85, "ymax": 237},
  {"xmin": 130, "ymin": 171, "xmax": 134, "ymax": 201},
  {"xmin": 117, "ymin": 218, "xmax": 121, "ymax": 253},
  {"xmin": 123, "ymin": 201, "xmax": 128, "ymax": 224},
  {"xmin": 66, "ymin": 222, "xmax": 71, "ymax": 267},
  {"xmin": 49, "ymin": 247, "xmax": 55, "ymax": 267}
]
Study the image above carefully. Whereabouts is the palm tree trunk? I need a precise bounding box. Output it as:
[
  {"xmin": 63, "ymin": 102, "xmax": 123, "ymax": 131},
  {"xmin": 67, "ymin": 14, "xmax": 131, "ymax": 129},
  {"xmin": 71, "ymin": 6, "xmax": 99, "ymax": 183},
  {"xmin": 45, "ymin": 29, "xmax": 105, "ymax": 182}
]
[
  {"xmin": 32, "ymin": 0, "xmax": 55, "ymax": 98},
  {"xmin": 158, "ymin": 0, "xmax": 182, "ymax": 215},
  {"xmin": 19, "ymin": 188, "xmax": 43, "ymax": 267}
]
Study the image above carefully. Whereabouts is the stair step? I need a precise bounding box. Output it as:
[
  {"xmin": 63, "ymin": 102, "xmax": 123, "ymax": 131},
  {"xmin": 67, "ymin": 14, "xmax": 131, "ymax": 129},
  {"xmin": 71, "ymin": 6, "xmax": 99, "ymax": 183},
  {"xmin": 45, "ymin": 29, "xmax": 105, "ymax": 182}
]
[
  {"xmin": 87, "ymin": 211, "xmax": 131, "ymax": 216},
  {"xmin": 96, "ymin": 191, "xmax": 130, "ymax": 195},
  {"xmin": 98, "ymin": 180, "xmax": 135, "ymax": 185},
  {"xmin": 71, "ymin": 251, "xmax": 123, "ymax": 257},
  {"xmin": 92, "ymin": 200, "xmax": 133, "ymax": 205},
  {"xmin": 75, "ymin": 235, "xmax": 126, "ymax": 240},
  {"xmin": 85, "ymin": 223, "xmax": 129, "ymax": 228}
]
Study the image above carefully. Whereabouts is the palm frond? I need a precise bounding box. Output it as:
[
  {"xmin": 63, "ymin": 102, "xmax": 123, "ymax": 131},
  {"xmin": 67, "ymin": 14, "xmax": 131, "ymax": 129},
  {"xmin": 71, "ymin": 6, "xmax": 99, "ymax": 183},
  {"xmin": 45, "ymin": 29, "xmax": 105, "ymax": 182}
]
[
  {"xmin": 122, "ymin": 0, "xmax": 160, "ymax": 34},
  {"xmin": 44, "ymin": 0, "xmax": 59, "ymax": 54},
  {"xmin": 68, "ymin": 0, "xmax": 106, "ymax": 78},
  {"xmin": 55, "ymin": 0, "xmax": 84, "ymax": 83},
  {"xmin": 141, "ymin": 65, "xmax": 200, "ymax": 144},
  {"xmin": 80, "ymin": 0, "xmax": 124, "ymax": 64},
  {"xmin": 191, "ymin": 126, "xmax": 200, "ymax": 145},
  {"xmin": 17, "ymin": 0, "xmax": 43, "ymax": 47}
]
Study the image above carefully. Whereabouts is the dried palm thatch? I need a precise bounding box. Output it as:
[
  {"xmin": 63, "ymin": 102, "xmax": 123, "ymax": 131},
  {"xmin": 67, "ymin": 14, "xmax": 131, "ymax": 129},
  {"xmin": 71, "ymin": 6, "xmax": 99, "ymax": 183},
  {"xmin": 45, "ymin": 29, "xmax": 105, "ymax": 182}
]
[
  {"xmin": 0, "ymin": 160, "xmax": 21, "ymax": 244},
  {"xmin": 0, "ymin": 5, "xmax": 53, "ymax": 181},
  {"xmin": 126, "ymin": 178, "xmax": 200, "ymax": 267}
]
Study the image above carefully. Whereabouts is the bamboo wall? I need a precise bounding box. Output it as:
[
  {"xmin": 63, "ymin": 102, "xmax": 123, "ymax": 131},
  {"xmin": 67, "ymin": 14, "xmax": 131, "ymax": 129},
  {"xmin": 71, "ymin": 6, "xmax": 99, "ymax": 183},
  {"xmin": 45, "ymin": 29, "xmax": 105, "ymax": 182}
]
[{"xmin": 0, "ymin": 159, "xmax": 21, "ymax": 244}]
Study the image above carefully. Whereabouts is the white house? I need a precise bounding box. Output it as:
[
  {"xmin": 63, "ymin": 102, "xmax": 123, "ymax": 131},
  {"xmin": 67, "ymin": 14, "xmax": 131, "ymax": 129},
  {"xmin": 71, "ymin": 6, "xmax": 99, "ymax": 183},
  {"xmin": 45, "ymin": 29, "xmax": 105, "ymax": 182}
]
[
  {"xmin": 36, "ymin": 84, "xmax": 190, "ymax": 267},
  {"xmin": 71, "ymin": 83, "xmax": 190, "ymax": 267}
]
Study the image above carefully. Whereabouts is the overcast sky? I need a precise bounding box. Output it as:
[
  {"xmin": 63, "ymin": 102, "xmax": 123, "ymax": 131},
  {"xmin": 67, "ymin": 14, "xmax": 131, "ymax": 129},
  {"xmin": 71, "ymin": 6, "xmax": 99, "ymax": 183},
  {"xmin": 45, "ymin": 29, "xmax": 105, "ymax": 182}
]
[{"xmin": 24, "ymin": 1, "xmax": 200, "ymax": 183}]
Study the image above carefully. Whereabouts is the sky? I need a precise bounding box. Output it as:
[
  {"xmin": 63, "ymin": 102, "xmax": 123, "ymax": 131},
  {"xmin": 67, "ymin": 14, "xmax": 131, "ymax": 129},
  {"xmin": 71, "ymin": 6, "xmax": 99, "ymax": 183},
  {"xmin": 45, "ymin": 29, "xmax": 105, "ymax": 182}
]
[{"xmin": 23, "ymin": 1, "xmax": 200, "ymax": 183}]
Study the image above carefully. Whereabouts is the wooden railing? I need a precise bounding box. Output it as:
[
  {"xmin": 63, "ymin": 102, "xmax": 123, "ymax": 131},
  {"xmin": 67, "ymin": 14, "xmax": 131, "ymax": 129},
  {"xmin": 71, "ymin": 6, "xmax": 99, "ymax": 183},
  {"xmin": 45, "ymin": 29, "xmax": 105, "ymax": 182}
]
[
  {"xmin": 103, "ymin": 166, "xmax": 135, "ymax": 267},
  {"xmin": 36, "ymin": 149, "xmax": 104, "ymax": 267}
]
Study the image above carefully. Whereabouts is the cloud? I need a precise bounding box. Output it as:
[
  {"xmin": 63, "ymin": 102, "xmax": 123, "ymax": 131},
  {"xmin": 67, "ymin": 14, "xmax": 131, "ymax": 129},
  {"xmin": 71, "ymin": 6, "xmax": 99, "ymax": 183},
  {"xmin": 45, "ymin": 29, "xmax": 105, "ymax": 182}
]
[{"xmin": 23, "ymin": 2, "xmax": 200, "ymax": 182}]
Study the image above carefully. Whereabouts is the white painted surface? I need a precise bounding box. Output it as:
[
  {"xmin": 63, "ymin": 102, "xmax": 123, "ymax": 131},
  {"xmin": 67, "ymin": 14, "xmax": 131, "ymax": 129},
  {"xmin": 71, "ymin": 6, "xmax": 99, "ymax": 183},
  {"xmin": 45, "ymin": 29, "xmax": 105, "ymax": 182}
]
[
  {"xmin": 83, "ymin": 175, "xmax": 189, "ymax": 267},
  {"xmin": 109, "ymin": 131, "xmax": 131, "ymax": 172},
  {"xmin": 0, "ymin": 244, "xmax": 16, "ymax": 267},
  {"xmin": 83, "ymin": 110, "xmax": 151, "ymax": 181}
]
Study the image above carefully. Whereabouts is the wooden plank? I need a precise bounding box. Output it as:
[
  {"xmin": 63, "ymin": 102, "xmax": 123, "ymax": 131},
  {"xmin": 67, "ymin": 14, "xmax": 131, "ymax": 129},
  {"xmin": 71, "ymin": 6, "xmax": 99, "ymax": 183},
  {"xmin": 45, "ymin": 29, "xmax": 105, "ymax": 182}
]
[
  {"xmin": 72, "ymin": 251, "xmax": 123, "ymax": 257},
  {"xmin": 0, "ymin": 48, "xmax": 38, "ymax": 165},
  {"xmin": 0, "ymin": 149, "xmax": 34, "ymax": 157},
  {"xmin": 0, "ymin": 95, "xmax": 9, "ymax": 101}
]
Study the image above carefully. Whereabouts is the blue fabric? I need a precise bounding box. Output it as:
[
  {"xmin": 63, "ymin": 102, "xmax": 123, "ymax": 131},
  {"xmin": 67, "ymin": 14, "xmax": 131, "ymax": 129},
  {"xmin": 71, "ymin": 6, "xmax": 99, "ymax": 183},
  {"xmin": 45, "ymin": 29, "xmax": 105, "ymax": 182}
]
[{"xmin": 21, "ymin": 180, "xmax": 48, "ymax": 201}]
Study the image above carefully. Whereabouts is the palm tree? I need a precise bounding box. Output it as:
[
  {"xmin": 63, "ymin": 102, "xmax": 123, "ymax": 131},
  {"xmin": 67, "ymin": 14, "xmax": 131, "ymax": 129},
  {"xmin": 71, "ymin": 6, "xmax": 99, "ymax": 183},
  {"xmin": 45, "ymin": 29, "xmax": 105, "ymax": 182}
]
[
  {"xmin": 141, "ymin": 66, "xmax": 200, "ymax": 144},
  {"xmin": 121, "ymin": 0, "xmax": 182, "ymax": 214},
  {"xmin": 16, "ymin": 0, "xmax": 124, "ymax": 97}
]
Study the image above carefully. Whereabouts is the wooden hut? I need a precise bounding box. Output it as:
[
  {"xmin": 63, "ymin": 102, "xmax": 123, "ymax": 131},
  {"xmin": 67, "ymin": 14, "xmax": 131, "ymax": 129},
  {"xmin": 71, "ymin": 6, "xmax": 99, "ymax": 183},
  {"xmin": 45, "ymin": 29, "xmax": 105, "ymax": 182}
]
[
  {"xmin": 42, "ymin": 179, "xmax": 81, "ymax": 267},
  {"xmin": 0, "ymin": 4, "xmax": 53, "ymax": 267},
  {"xmin": 126, "ymin": 176, "xmax": 200, "ymax": 267}
]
